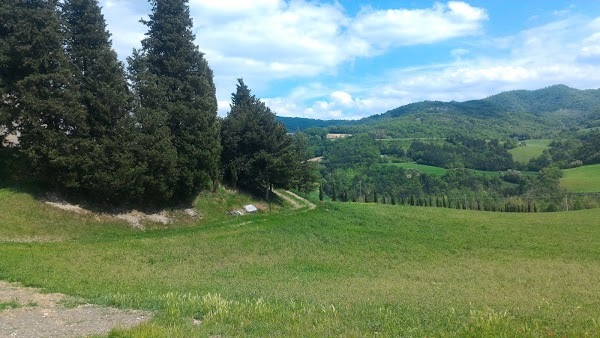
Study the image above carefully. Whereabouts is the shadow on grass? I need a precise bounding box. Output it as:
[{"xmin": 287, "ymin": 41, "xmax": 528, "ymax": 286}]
[{"xmin": 1, "ymin": 148, "xmax": 288, "ymax": 216}]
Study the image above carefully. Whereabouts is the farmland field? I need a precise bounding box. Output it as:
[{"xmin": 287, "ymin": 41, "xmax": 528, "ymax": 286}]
[
  {"xmin": 387, "ymin": 162, "xmax": 536, "ymax": 177},
  {"xmin": 561, "ymin": 164, "xmax": 600, "ymax": 192},
  {"xmin": 508, "ymin": 139, "xmax": 552, "ymax": 163},
  {"xmin": 0, "ymin": 187, "xmax": 599, "ymax": 336},
  {"xmin": 387, "ymin": 162, "xmax": 449, "ymax": 175}
]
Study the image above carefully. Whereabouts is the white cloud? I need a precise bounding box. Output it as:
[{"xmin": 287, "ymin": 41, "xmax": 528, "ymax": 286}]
[
  {"xmin": 351, "ymin": 1, "xmax": 488, "ymax": 50},
  {"xmin": 263, "ymin": 13, "xmax": 600, "ymax": 119},
  {"xmin": 99, "ymin": 1, "xmax": 600, "ymax": 120}
]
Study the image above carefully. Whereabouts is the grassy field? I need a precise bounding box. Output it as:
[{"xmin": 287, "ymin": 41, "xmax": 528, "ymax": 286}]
[
  {"xmin": 561, "ymin": 164, "xmax": 600, "ymax": 192},
  {"xmin": 387, "ymin": 162, "xmax": 449, "ymax": 175},
  {"xmin": 1, "ymin": 187, "xmax": 600, "ymax": 336},
  {"xmin": 387, "ymin": 162, "xmax": 536, "ymax": 177},
  {"xmin": 509, "ymin": 139, "xmax": 552, "ymax": 163}
]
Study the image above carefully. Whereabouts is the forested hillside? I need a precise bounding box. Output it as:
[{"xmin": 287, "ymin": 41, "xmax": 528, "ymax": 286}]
[{"xmin": 279, "ymin": 85, "xmax": 600, "ymax": 138}]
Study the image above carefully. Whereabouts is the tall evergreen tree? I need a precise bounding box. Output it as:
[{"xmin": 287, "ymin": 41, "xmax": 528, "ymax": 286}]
[
  {"xmin": 128, "ymin": 49, "xmax": 178, "ymax": 205},
  {"xmin": 62, "ymin": 0, "xmax": 139, "ymax": 202},
  {"xmin": 222, "ymin": 79, "xmax": 302, "ymax": 199},
  {"xmin": 1, "ymin": 0, "xmax": 87, "ymax": 189},
  {"xmin": 132, "ymin": 0, "xmax": 221, "ymax": 202}
]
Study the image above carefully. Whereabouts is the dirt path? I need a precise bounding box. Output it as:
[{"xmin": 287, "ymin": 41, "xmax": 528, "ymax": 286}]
[
  {"xmin": 283, "ymin": 190, "xmax": 316, "ymax": 209},
  {"xmin": 273, "ymin": 190, "xmax": 316, "ymax": 210},
  {"xmin": 0, "ymin": 281, "xmax": 150, "ymax": 338}
]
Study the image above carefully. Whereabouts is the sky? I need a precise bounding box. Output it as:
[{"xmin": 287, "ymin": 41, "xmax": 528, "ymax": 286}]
[{"xmin": 100, "ymin": 0, "xmax": 600, "ymax": 120}]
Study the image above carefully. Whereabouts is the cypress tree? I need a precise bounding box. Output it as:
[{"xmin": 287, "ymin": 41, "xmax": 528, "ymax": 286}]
[
  {"xmin": 332, "ymin": 184, "xmax": 336, "ymax": 201},
  {"xmin": 319, "ymin": 184, "xmax": 323, "ymax": 201},
  {"xmin": 128, "ymin": 50, "xmax": 178, "ymax": 205},
  {"xmin": 62, "ymin": 0, "xmax": 138, "ymax": 202},
  {"xmin": 2, "ymin": 0, "xmax": 87, "ymax": 190},
  {"xmin": 134, "ymin": 0, "xmax": 221, "ymax": 202},
  {"xmin": 221, "ymin": 79, "xmax": 300, "ymax": 199}
]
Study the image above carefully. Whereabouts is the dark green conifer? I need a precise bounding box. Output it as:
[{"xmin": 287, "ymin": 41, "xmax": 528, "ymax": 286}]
[
  {"xmin": 62, "ymin": 0, "xmax": 138, "ymax": 202},
  {"xmin": 134, "ymin": 0, "xmax": 221, "ymax": 202},
  {"xmin": 222, "ymin": 79, "xmax": 305, "ymax": 200},
  {"xmin": 2, "ymin": 0, "xmax": 87, "ymax": 190}
]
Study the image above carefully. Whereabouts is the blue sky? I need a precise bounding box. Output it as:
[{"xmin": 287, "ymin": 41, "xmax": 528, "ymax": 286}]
[{"xmin": 100, "ymin": 0, "xmax": 600, "ymax": 119}]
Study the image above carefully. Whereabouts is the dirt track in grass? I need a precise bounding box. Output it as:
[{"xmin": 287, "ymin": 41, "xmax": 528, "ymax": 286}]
[{"xmin": 0, "ymin": 281, "xmax": 150, "ymax": 338}]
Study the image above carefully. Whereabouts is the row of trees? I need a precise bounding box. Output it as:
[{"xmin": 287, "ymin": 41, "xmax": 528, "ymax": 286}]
[
  {"xmin": 1, "ymin": 0, "xmax": 316, "ymax": 206},
  {"xmin": 320, "ymin": 164, "xmax": 599, "ymax": 212},
  {"xmin": 408, "ymin": 136, "xmax": 515, "ymax": 171}
]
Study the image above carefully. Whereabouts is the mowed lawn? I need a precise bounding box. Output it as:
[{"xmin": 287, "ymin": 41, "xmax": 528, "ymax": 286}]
[
  {"xmin": 509, "ymin": 139, "xmax": 552, "ymax": 163},
  {"xmin": 1, "ymin": 188, "xmax": 600, "ymax": 336},
  {"xmin": 561, "ymin": 164, "xmax": 600, "ymax": 192}
]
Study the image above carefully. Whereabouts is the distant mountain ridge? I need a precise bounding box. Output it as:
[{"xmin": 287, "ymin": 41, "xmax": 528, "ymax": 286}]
[
  {"xmin": 277, "ymin": 85, "xmax": 600, "ymax": 138},
  {"xmin": 367, "ymin": 84, "xmax": 600, "ymax": 120}
]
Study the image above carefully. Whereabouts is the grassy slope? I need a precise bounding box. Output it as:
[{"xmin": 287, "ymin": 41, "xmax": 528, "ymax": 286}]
[
  {"xmin": 509, "ymin": 139, "xmax": 552, "ymax": 163},
  {"xmin": 387, "ymin": 162, "xmax": 536, "ymax": 177},
  {"xmin": 561, "ymin": 164, "xmax": 600, "ymax": 192},
  {"xmin": 387, "ymin": 162, "xmax": 448, "ymax": 175},
  {"xmin": 1, "ymin": 188, "xmax": 600, "ymax": 336}
]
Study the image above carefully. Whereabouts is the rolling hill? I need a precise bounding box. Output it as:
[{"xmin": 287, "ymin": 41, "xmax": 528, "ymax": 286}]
[
  {"xmin": 1, "ymin": 186, "xmax": 600, "ymax": 336},
  {"xmin": 278, "ymin": 85, "xmax": 600, "ymax": 138}
]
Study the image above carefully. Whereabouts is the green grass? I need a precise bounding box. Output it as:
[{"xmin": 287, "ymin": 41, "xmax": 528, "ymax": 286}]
[
  {"xmin": 1, "ymin": 187, "xmax": 600, "ymax": 336},
  {"xmin": 386, "ymin": 162, "xmax": 536, "ymax": 177},
  {"xmin": 561, "ymin": 164, "xmax": 600, "ymax": 192},
  {"xmin": 509, "ymin": 139, "xmax": 552, "ymax": 163},
  {"xmin": 387, "ymin": 162, "xmax": 449, "ymax": 175},
  {"xmin": 0, "ymin": 299, "xmax": 20, "ymax": 311}
]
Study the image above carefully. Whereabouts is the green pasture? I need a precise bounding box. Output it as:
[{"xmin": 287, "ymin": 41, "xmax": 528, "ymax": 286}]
[
  {"xmin": 387, "ymin": 162, "xmax": 536, "ymax": 177},
  {"xmin": 0, "ymin": 187, "xmax": 599, "ymax": 336},
  {"xmin": 508, "ymin": 139, "xmax": 552, "ymax": 163},
  {"xmin": 387, "ymin": 162, "xmax": 449, "ymax": 175},
  {"xmin": 561, "ymin": 164, "xmax": 600, "ymax": 193}
]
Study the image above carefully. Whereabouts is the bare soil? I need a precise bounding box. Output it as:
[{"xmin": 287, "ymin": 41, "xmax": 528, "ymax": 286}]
[
  {"xmin": 273, "ymin": 190, "xmax": 316, "ymax": 210},
  {"xmin": 0, "ymin": 281, "xmax": 151, "ymax": 338}
]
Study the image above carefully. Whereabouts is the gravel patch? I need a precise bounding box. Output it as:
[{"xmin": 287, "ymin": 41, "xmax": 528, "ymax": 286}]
[{"xmin": 0, "ymin": 281, "xmax": 151, "ymax": 338}]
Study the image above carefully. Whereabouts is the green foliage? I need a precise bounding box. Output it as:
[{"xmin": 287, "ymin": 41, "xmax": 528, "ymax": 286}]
[
  {"xmin": 131, "ymin": 0, "xmax": 221, "ymax": 203},
  {"xmin": 324, "ymin": 134, "xmax": 380, "ymax": 169},
  {"xmin": 276, "ymin": 116, "xmax": 350, "ymax": 131},
  {"xmin": 1, "ymin": 0, "xmax": 89, "ymax": 190},
  {"xmin": 62, "ymin": 0, "xmax": 141, "ymax": 203},
  {"xmin": 222, "ymin": 79, "xmax": 315, "ymax": 197},
  {"xmin": 407, "ymin": 136, "xmax": 515, "ymax": 171},
  {"xmin": 295, "ymin": 85, "xmax": 600, "ymax": 140}
]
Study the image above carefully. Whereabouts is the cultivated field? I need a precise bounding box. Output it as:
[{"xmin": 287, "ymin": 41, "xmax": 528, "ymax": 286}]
[
  {"xmin": 508, "ymin": 139, "xmax": 552, "ymax": 163},
  {"xmin": 1, "ymin": 187, "xmax": 599, "ymax": 336},
  {"xmin": 561, "ymin": 164, "xmax": 600, "ymax": 192}
]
